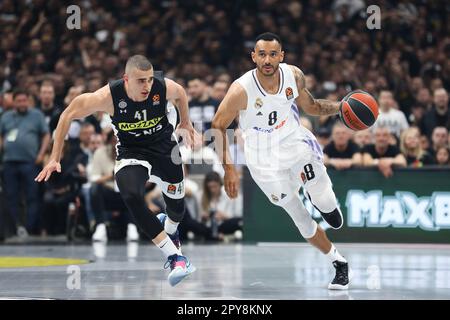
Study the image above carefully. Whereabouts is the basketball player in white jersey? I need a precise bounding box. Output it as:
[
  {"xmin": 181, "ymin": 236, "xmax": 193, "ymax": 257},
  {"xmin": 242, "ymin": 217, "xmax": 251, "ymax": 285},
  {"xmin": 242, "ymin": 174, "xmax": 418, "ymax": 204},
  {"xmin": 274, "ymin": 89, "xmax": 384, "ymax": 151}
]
[{"xmin": 212, "ymin": 33, "xmax": 351, "ymax": 290}]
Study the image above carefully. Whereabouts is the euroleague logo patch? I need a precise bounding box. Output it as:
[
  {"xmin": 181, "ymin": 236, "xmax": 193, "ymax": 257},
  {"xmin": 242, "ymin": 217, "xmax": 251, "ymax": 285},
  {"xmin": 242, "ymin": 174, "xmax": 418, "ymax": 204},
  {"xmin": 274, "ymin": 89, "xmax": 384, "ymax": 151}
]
[
  {"xmin": 167, "ymin": 184, "xmax": 176, "ymax": 194},
  {"xmin": 167, "ymin": 182, "xmax": 184, "ymax": 195},
  {"xmin": 285, "ymin": 87, "xmax": 294, "ymax": 100},
  {"xmin": 152, "ymin": 94, "xmax": 160, "ymax": 105}
]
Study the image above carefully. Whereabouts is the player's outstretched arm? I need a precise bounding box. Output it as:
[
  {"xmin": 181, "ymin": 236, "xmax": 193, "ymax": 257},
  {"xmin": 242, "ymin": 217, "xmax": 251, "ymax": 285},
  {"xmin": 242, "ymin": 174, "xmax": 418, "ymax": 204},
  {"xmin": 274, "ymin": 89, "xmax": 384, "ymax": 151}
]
[
  {"xmin": 290, "ymin": 65, "xmax": 340, "ymax": 116},
  {"xmin": 35, "ymin": 85, "xmax": 113, "ymax": 182},
  {"xmin": 212, "ymin": 82, "xmax": 247, "ymax": 199}
]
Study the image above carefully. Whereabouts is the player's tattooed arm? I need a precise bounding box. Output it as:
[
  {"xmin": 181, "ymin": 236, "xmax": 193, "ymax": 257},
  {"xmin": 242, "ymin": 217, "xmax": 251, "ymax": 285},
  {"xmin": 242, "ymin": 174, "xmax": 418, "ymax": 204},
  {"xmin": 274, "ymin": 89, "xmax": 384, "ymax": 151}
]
[{"xmin": 290, "ymin": 65, "xmax": 340, "ymax": 116}]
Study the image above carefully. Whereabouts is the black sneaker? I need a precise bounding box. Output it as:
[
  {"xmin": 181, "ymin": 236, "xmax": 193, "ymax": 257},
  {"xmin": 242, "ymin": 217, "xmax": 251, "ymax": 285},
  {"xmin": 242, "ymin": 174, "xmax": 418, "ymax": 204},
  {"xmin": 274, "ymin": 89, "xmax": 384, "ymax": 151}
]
[{"xmin": 328, "ymin": 260, "xmax": 352, "ymax": 290}]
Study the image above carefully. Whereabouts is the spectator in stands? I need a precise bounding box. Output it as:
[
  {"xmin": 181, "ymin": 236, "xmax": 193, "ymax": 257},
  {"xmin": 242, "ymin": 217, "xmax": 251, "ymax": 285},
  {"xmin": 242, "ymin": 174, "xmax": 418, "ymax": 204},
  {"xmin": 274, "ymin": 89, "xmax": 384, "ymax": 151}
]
[
  {"xmin": 420, "ymin": 88, "xmax": 450, "ymax": 138},
  {"xmin": 178, "ymin": 166, "xmax": 215, "ymax": 241},
  {"xmin": 69, "ymin": 122, "xmax": 95, "ymax": 162},
  {"xmin": 200, "ymin": 171, "xmax": 242, "ymax": 240},
  {"xmin": 362, "ymin": 126, "xmax": 407, "ymax": 178},
  {"xmin": 373, "ymin": 90, "xmax": 409, "ymax": 139},
  {"xmin": 415, "ymin": 88, "xmax": 433, "ymax": 111},
  {"xmin": 435, "ymin": 147, "xmax": 450, "ymax": 166},
  {"xmin": 188, "ymin": 77, "xmax": 219, "ymax": 133},
  {"xmin": 80, "ymin": 133, "xmax": 104, "ymax": 231},
  {"xmin": 0, "ymin": 92, "xmax": 15, "ymax": 118},
  {"xmin": 400, "ymin": 127, "xmax": 434, "ymax": 167},
  {"xmin": 180, "ymin": 134, "xmax": 224, "ymax": 177},
  {"xmin": 323, "ymin": 122, "xmax": 362, "ymax": 170},
  {"xmin": 37, "ymin": 81, "xmax": 61, "ymax": 135},
  {"xmin": 419, "ymin": 134, "xmax": 430, "ymax": 151},
  {"xmin": 210, "ymin": 80, "xmax": 229, "ymax": 102},
  {"xmin": 41, "ymin": 142, "xmax": 86, "ymax": 236},
  {"xmin": 408, "ymin": 103, "xmax": 426, "ymax": 127},
  {"xmin": 316, "ymin": 127, "xmax": 331, "ymax": 149},
  {"xmin": 427, "ymin": 126, "xmax": 449, "ymax": 159},
  {"xmin": 88, "ymin": 134, "xmax": 104, "ymax": 154},
  {"xmin": 0, "ymin": 89, "xmax": 50, "ymax": 236},
  {"xmin": 353, "ymin": 129, "xmax": 372, "ymax": 149}
]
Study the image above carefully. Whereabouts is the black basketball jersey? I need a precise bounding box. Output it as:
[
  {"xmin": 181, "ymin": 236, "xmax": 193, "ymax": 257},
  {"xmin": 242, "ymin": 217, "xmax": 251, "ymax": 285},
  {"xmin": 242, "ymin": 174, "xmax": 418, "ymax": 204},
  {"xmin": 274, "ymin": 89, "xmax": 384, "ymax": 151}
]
[{"xmin": 109, "ymin": 71, "xmax": 174, "ymax": 157}]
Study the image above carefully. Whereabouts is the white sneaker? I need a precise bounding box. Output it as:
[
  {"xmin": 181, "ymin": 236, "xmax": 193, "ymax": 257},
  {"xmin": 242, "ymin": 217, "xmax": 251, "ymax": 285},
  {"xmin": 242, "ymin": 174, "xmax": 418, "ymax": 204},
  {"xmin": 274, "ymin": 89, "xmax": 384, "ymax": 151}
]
[
  {"xmin": 17, "ymin": 226, "xmax": 29, "ymax": 239},
  {"xmin": 127, "ymin": 242, "xmax": 139, "ymax": 260},
  {"xmin": 126, "ymin": 223, "xmax": 139, "ymax": 242},
  {"xmin": 187, "ymin": 231, "xmax": 195, "ymax": 240},
  {"xmin": 92, "ymin": 223, "xmax": 107, "ymax": 242},
  {"xmin": 92, "ymin": 242, "xmax": 107, "ymax": 258}
]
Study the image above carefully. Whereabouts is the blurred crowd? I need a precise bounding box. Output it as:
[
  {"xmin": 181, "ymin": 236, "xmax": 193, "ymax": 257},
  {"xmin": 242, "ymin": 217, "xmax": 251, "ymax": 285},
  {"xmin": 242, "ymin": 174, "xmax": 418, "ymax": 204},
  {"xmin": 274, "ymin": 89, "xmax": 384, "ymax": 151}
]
[{"xmin": 0, "ymin": 0, "xmax": 449, "ymax": 241}]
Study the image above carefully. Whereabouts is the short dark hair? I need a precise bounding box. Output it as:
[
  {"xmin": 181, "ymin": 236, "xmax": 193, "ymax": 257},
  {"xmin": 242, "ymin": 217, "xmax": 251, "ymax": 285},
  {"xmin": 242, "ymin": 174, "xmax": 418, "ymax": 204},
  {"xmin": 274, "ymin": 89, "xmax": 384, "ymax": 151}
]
[
  {"xmin": 13, "ymin": 89, "xmax": 29, "ymax": 99},
  {"xmin": 255, "ymin": 32, "xmax": 282, "ymax": 48},
  {"xmin": 40, "ymin": 79, "xmax": 55, "ymax": 89},
  {"xmin": 204, "ymin": 171, "xmax": 223, "ymax": 186},
  {"xmin": 125, "ymin": 55, "xmax": 153, "ymax": 73},
  {"xmin": 187, "ymin": 77, "xmax": 205, "ymax": 84}
]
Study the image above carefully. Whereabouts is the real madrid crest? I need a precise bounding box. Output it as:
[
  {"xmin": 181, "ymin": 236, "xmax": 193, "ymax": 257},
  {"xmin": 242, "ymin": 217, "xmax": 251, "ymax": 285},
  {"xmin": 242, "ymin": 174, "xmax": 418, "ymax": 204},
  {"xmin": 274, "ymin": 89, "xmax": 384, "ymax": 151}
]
[{"xmin": 254, "ymin": 97, "xmax": 263, "ymax": 109}]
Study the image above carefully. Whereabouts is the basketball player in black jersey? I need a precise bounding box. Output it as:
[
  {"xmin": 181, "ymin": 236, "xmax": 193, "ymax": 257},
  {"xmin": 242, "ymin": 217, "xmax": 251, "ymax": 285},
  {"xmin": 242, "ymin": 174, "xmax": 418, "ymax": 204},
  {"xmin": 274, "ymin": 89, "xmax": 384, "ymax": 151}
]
[{"xmin": 36, "ymin": 55, "xmax": 200, "ymax": 286}]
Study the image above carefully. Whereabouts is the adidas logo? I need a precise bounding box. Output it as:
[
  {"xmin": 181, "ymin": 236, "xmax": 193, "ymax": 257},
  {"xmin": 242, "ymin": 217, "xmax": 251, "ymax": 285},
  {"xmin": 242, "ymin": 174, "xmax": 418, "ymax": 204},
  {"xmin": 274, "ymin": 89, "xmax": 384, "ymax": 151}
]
[
  {"xmin": 281, "ymin": 193, "xmax": 287, "ymax": 199},
  {"xmin": 257, "ymin": 111, "xmax": 263, "ymax": 116}
]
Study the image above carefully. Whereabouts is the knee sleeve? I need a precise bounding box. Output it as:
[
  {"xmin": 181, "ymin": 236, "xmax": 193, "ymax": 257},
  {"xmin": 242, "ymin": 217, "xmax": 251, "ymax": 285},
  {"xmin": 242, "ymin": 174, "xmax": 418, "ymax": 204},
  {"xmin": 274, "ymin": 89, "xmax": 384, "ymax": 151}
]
[
  {"xmin": 305, "ymin": 175, "xmax": 343, "ymax": 229},
  {"xmin": 282, "ymin": 195, "xmax": 318, "ymax": 239},
  {"xmin": 306, "ymin": 175, "xmax": 338, "ymax": 213},
  {"xmin": 163, "ymin": 195, "xmax": 185, "ymax": 223}
]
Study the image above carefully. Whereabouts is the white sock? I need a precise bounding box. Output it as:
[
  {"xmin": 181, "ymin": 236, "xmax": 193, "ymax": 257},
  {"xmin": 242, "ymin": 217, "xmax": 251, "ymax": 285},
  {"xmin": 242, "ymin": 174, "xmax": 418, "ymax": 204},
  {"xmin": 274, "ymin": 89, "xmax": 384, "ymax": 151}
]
[
  {"xmin": 326, "ymin": 244, "xmax": 347, "ymax": 263},
  {"xmin": 156, "ymin": 235, "xmax": 181, "ymax": 258},
  {"xmin": 164, "ymin": 218, "xmax": 179, "ymax": 236}
]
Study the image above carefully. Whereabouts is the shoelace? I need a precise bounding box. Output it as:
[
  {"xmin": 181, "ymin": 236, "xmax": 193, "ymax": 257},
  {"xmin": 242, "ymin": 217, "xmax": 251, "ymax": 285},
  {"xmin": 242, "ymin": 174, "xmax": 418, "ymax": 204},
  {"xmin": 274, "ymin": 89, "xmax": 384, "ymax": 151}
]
[
  {"xmin": 164, "ymin": 254, "xmax": 178, "ymax": 270},
  {"xmin": 333, "ymin": 264, "xmax": 348, "ymax": 283}
]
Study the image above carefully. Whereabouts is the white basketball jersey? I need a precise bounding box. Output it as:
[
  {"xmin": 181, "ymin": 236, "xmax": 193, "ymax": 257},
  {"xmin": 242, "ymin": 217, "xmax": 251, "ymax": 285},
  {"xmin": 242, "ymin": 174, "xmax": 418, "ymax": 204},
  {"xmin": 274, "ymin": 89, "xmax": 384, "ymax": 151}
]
[{"xmin": 235, "ymin": 63, "xmax": 303, "ymax": 149}]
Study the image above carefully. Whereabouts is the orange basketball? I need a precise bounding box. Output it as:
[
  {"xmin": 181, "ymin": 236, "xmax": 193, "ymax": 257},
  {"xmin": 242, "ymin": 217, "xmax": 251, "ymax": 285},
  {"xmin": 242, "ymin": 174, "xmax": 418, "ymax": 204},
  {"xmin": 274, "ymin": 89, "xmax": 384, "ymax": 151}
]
[{"xmin": 339, "ymin": 90, "xmax": 379, "ymax": 131}]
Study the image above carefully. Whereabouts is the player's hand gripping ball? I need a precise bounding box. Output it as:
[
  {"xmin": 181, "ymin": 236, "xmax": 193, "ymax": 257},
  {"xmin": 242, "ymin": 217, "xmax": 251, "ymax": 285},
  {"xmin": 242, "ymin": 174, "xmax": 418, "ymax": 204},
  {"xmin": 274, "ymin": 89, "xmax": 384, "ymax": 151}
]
[{"xmin": 339, "ymin": 90, "xmax": 379, "ymax": 131}]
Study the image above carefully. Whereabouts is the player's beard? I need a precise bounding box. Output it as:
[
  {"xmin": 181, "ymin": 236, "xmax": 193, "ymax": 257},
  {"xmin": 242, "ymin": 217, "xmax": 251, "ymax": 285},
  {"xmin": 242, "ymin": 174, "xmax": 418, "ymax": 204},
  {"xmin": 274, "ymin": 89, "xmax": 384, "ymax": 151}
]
[{"xmin": 258, "ymin": 63, "xmax": 278, "ymax": 77}]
